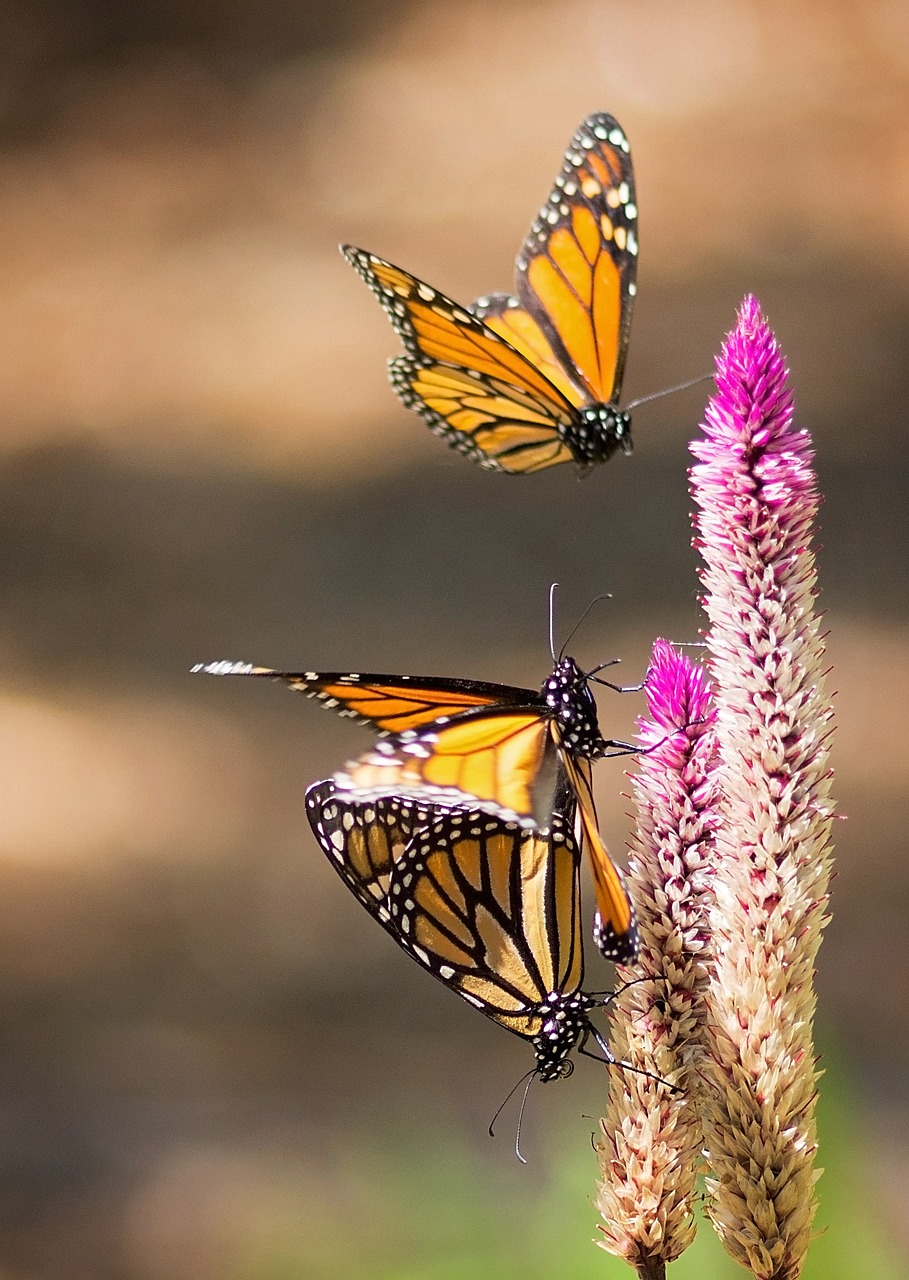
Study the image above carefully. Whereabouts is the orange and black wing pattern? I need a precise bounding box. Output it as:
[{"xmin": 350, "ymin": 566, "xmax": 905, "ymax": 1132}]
[
  {"xmin": 343, "ymin": 246, "xmax": 578, "ymax": 474},
  {"xmin": 515, "ymin": 113, "xmax": 637, "ymax": 408},
  {"xmin": 197, "ymin": 654, "xmax": 639, "ymax": 963},
  {"xmin": 305, "ymin": 778, "xmax": 438, "ymax": 930},
  {"xmin": 388, "ymin": 804, "xmax": 596, "ymax": 1078},
  {"xmin": 559, "ymin": 751, "xmax": 638, "ymax": 963},
  {"xmin": 335, "ymin": 705, "xmax": 559, "ymax": 824},
  {"xmin": 341, "ymin": 113, "xmax": 637, "ymax": 473},
  {"xmin": 192, "ymin": 661, "xmax": 532, "ymax": 734},
  {"xmin": 306, "ymin": 784, "xmax": 596, "ymax": 1081}
]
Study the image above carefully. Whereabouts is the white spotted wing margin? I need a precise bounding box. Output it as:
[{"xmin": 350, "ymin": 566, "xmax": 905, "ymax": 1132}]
[{"xmin": 304, "ymin": 779, "xmax": 444, "ymax": 935}]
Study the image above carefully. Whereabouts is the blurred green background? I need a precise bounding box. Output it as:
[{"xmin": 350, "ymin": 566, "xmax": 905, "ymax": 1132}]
[{"xmin": 0, "ymin": 0, "xmax": 906, "ymax": 1275}]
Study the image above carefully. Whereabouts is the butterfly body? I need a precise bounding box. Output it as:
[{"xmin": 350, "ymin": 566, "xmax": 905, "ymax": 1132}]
[{"xmin": 344, "ymin": 113, "xmax": 637, "ymax": 475}]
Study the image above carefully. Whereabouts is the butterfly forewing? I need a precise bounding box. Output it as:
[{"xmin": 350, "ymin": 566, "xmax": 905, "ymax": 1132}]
[
  {"xmin": 195, "ymin": 663, "xmax": 533, "ymax": 734},
  {"xmin": 516, "ymin": 113, "xmax": 637, "ymax": 406},
  {"xmin": 342, "ymin": 248, "xmax": 574, "ymax": 412}
]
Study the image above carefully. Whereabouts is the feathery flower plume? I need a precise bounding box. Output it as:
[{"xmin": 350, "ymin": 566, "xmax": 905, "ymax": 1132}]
[
  {"xmin": 689, "ymin": 297, "xmax": 835, "ymax": 1279},
  {"xmin": 596, "ymin": 639, "xmax": 719, "ymax": 1278}
]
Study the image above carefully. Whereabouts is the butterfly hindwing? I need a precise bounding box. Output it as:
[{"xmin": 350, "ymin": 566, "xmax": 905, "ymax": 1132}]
[
  {"xmin": 335, "ymin": 706, "xmax": 558, "ymax": 823},
  {"xmin": 388, "ymin": 805, "xmax": 585, "ymax": 1042},
  {"xmin": 389, "ymin": 355, "xmax": 575, "ymax": 474},
  {"xmin": 516, "ymin": 113, "xmax": 637, "ymax": 407}
]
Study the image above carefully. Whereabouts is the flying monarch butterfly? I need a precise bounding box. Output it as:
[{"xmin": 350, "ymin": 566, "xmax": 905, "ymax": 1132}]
[
  {"xmin": 194, "ymin": 651, "xmax": 639, "ymax": 962},
  {"xmin": 305, "ymin": 779, "xmax": 626, "ymax": 1085},
  {"xmin": 342, "ymin": 112, "xmax": 638, "ymax": 474}
]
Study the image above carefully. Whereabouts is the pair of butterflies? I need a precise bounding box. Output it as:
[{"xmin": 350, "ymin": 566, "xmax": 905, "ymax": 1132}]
[
  {"xmin": 344, "ymin": 112, "xmax": 638, "ymax": 474},
  {"xmin": 196, "ymin": 649, "xmax": 641, "ymax": 1083}
]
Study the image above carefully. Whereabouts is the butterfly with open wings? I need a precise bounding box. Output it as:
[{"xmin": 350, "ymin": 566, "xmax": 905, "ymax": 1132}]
[
  {"xmin": 342, "ymin": 112, "xmax": 638, "ymax": 474},
  {"xmin": 195, "ymin": 651, "xmax": 640, "ymax": 962}
]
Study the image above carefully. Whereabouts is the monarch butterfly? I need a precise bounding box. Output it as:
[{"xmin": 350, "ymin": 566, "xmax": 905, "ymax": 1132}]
[
  {"xmin": 305, "ymin": 779, "xmax": 623, "ymax": 1084},
  {"xmin": 342, "ymin": 112, "xmax": 637, "ymax": 474},
  {"xmin": 194, "ymin": 652, "xmax": 639, "ymax": 961}
]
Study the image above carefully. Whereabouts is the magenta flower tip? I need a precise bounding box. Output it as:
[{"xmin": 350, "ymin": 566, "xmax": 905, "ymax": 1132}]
[
  {"xmin": 643, "ymin": 639, "xmax": 714, "ymax": 736},
  {"xmin": 691, "ymin": 296, "xmax": 818, "ymax": 543}
]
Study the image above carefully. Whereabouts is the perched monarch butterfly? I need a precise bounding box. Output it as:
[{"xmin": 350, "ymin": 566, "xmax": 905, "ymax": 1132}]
[
  {"xmin": 342, "ymin": 112, "xmax": 638, "ymax": 474},
  {"xmin": 194, "ymin": 652, "xmax": 639, "ymax": 961},
  {"xmin": 305, "ymin": 779, "xmax": 624, "ymax": 1084}
]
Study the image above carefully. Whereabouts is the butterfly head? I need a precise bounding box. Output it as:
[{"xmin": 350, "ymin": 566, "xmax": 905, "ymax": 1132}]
[
  {"xmin": 532, "ymin": 992, "xmax": 589, "ymax": 1082},
  {"xmin": 542, "ymin": 656, "xmax": 604, "ymax": 759},
  {"xmin": 563, "ymin": 405, "xmax": 632, "ymax": 470}
]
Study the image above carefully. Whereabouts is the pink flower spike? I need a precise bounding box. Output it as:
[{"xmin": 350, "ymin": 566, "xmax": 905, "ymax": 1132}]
[
  {"xmin": 637, "ymin": 638, "xmax": 713, "ymax": 753},
  {"xmin": 690, "ymin": 298, "xmax": 835, "ymax": 1280},
  {"xmin": 596, "ymin": 640, "xmax": 719, "ymax": 1274}
]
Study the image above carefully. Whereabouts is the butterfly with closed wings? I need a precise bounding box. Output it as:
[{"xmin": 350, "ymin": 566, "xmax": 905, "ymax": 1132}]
[
  {"xmin": 342, "ymin": 112, "xmax": 638, "ymax": 474},
  {"xmin": 194, "ymin": 648, "xmax": 640, "ymax": 962},
  {"xmin": 306, "ymin": 779, "xmax": 608, "ymax": 1083}
]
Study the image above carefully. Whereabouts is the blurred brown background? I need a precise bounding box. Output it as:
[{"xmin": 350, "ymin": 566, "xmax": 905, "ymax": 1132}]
[{"xmin": 0, "ymin": 0, "xmax": 906, "ymax": 1276}]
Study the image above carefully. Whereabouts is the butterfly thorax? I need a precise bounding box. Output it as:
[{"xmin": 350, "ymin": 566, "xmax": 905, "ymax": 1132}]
[
  {"xmin": 562, "ymin": 406, "xmax": 632, "ymax": 468},
  {"xmin": 542, "ymin": 657, "xmax": 604, "ymax": 759},
  {"xmin": 532, "ymin": 991, "xmax": 590, "ymax": 1082}
]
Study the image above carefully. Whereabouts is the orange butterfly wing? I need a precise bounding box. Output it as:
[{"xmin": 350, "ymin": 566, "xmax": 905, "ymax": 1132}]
[
  {"xmin": 388, "ymin": 805, "xmax": 584, "ymax": 1040},
  {"xmin": 305, "ymin": 779, "xmax": 435, "ymax": 927},
  {"xmin": 516, "ymin": 113, "xmax": 637, "ymax": 407},
  {"xmin": 559, "ymin": 750, "xmax": 637, "ymax": 962},
  {"xmin": 335, "ymin": 707, "xmax": 560, "ymax": 823},
  {"xmin": 388, "ymin": 356, "xmax": 575, "ymax": 474},
  {"xmin": 191, "ymin": 662, "xmax": 531, "ymax": 733},
  {"xmin": 342, "ymin": 246, "xmax": 582, "ymax": 474},
  {"xmin": 470, "ymin": 292, "xmax": 585, "ymax": 407},
  {"xmin": 342, "ymin": 248, "xmax": 572, "ymax": 411}
]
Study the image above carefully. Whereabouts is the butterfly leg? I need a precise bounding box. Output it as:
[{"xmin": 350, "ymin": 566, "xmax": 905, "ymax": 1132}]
[{"xmin": 580, "ymin": 1027, "xmax": 681, "ymax": 1093}]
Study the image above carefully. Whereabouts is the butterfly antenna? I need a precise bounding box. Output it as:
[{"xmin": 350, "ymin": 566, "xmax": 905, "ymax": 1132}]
[
  {"xmin": 548, "ymin": 582, "xmax": 559, "ymax": 663},
  {"xmin": 624, "ymin": 372, "xmax": 713, "ymax": 412},
  {"xmin": 488, "ymin": 1067, "xmax": 536, "ymax": 1163},
  {"xmin": 586, "ymin": 973, "xmax": 655, "ymax": 1002},
  {"xmin": 558, "ymin": 592, "xmax": 613, "ymax": 660},
  {"xmin": 513, "ymin": 1070, "xmax": 536, "ymax": 1165}
]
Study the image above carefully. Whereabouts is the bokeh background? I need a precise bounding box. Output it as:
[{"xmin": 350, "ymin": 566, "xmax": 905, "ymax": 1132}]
[{"xmin": 0, "ymin": 0, "xmax": 907, "ymax": 1276}]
